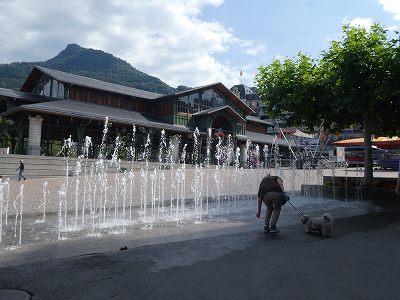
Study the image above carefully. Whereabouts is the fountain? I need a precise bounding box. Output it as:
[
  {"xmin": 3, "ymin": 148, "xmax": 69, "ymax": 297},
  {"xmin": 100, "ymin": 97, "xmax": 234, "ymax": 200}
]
[
  {"xmin": 39, "ymin": 181, "xmax": 49, "ymax": 222},
  {"xmin": 0, "ymin": 179, "xmax": 3, "ymax": 243},
  {"xmin": 0, "ymin": 118, "xmax": 384, "ymax": 248},
  {"xmin": 13, "ymin": 185, "xmax": 24, "ymax": 245}
]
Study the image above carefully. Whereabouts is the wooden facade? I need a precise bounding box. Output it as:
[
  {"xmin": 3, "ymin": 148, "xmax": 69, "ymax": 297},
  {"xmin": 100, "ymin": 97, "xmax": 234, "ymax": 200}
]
[
  {"xmin": 246, "ymin": 121, "xmax": 266, "ymax": 134},
  {"xmin": 0, "ymin": 66, "xmax": 294, "ymax": 164}
]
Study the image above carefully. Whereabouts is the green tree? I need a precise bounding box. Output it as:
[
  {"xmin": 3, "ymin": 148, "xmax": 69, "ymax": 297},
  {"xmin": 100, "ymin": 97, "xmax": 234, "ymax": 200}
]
[
  {"xmin": 256, "ymin": 53, "xmax": 333, "ymax": 130},
  {"xmin": 0, "ymin": 116, "xmax": 14, "ymax": 148},
  {"xmin": 256, "ymin": 23, "xmax": 400, "ymax": 185}
]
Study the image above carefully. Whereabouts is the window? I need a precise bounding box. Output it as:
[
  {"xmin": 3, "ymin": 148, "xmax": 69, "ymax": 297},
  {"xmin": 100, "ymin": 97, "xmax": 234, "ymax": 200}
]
[
  {"xmin": 43, "ymin": 80, "xmax": 51, "ymax": 97},
  {"xmin": 175, "ymin": 115, "xmax": 188, "ymax": 126},
  {"xmin": 33, "ymin": 75, "xmax": 51, "ymax": 97},
  {"xmin": 188, "ymin": 93, "xmax": 199, "ymax": 114},
  {"xmin": 178, "ymin": 96, "xmax": 187, "ymax": 113},
  {"xmin": 33, "ymin": 76, "xmax": 66, "ymax": 99},
  {"xmin": 178, "ymin": 93, "xmax": 201, "ymax": 114},
  {"xmin": 57, "ymin": 82, "xmax": 65, "ymax": 99},
  {"xmin": 201, "ymin": 89, "xmax": 226, "ymax": 110},
  {"xmin": 236, "ymin": 124, "xmax": 245, "ymax": 135}
]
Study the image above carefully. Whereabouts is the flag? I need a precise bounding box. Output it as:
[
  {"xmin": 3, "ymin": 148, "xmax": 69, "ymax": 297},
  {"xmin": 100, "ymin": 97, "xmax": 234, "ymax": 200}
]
[{"xmin": 240, "ymin": 69, "xmax": 243, "ymax": 76}]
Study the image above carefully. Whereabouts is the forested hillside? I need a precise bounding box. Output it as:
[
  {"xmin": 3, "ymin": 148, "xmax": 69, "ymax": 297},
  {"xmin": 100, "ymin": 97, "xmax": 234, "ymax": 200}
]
[{"xmin": 0, "ymin": 44, "xmax": 187, "ymax": 94}]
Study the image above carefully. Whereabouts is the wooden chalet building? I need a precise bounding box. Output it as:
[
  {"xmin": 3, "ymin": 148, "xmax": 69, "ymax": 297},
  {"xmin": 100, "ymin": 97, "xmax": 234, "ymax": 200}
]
[{"xmin": 0, "ymin": 66, "xmax": 294, "ymax": 165}]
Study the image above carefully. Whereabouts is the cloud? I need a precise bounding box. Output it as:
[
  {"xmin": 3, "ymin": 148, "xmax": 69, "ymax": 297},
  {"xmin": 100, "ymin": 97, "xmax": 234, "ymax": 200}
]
[
  {"xmin": 343, "ymin": 15, "xmax": 398, "ymax": 32},
  {"xmin": 273, "ymin": 55, "xmax": 284, "ymax": 62},
  {"xmin": 386, "ymin": 25, "xmax": 399, "ymax": 31},
  {"xmin": 345, "ymin": 17, "xmax": 374, "ymax": 29},
  {"xmin": 240, "ymin": 40, "xmax": 266, "ymax": 56},
  {"xmin": 0, "ymin": 0, "xmax": 263, "ymax": 88},
  {"xmin": 379, "ymin": 0, "xmax": 400, "ymax": 20}
]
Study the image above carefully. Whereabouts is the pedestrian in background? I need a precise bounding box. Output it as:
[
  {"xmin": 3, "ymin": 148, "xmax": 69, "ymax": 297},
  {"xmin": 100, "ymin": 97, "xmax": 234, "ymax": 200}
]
[{"xmin": 16, "ymin": 159, "xmax": 26, "ymax": 181}]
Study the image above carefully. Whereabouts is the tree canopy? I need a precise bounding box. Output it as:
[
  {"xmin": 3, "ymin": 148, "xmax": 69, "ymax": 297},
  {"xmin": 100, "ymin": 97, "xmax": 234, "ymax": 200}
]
[
  {"xmin": 255, "ymin": 23, "xmax": 400, "ymax": 184},
  {"xmin": 0, "ymin": 116, "xmax": 13, "ymax": 148}
]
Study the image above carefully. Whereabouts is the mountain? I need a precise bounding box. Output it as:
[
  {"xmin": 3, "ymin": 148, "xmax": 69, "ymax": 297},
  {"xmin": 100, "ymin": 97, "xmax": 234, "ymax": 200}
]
[{"xmin": 0, "ymin": 44, "xmax": 179, "ymax": 94}]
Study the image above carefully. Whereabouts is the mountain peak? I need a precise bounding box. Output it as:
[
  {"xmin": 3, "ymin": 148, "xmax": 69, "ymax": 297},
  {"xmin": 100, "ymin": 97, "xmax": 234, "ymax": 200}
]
[
  {"xmin": 65, "ymin": 43, "xmax": 82, "ymax": 50},
  {"xmin": 58, "ymin": 43, "xmax": 84, "ymax": 56},
  {"xmin": 0, "ymin": 44, "xmax": 176, "ymax": 94}
]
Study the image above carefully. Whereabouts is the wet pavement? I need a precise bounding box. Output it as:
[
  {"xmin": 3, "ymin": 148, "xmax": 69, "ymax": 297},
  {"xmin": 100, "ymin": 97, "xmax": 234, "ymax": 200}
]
[
  {"xmin": 0, "ymin": 195, "xmax": 399, "ymax": 300},
  {"xmin": 0, "ymin": 195, "xmax": 383, "ymax": 262}
]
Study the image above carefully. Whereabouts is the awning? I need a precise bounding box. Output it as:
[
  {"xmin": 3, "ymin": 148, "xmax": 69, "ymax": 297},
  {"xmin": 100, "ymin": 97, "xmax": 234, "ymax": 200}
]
[
  {"xmin": 292, "ymin": 129, "xmax": 316, "ymax": 139},
  {"xmin": 333, "ymin": 137, "xmax": 400, "ymax": 149}
]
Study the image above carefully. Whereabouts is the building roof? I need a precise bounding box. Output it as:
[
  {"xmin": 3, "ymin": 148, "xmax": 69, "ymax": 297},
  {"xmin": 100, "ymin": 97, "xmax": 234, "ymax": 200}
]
[
  {"xmin": 157, "ymin": 82, "xmax": 255, "ymax": 116},
  {"xmin": 0, "ymin": 87, "xmax": 48, "ymax": 102},
  {"xmin": 20, "ymin": 66, "xmax": 162, "ymax": 100},
  {"xmin": 238, "ymin": 131, "xmax": 297, "ymax": 148},
  {"xmin": 19, "ymin": 67, "xmax": 255, "ymax": 119},
  {"xmin": 246, "ymin": 116, "xmax": 274, "ymax": 126},
  {"xmin": 2, "ymin": 100, "xmax": 192, "ymax": 133},
  {"xmin": 193, "ymin": 105, "xmax": 246, "ymax": 123}
]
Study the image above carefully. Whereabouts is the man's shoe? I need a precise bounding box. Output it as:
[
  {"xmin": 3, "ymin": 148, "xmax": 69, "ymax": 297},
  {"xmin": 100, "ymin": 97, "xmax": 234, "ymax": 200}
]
[
  {"xmin": 269, "ymin": 225, "xmax": 280, "ymax": 233},
  {"xmin": 263, "ymin": 226, "xmax": 270, "ymax": 233}
]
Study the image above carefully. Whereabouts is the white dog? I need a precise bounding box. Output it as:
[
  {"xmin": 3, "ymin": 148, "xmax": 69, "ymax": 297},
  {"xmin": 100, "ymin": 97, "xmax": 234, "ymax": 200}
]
[{"xmin": 301, "ymin": 213, "xmax": 333, "ymax": 237}]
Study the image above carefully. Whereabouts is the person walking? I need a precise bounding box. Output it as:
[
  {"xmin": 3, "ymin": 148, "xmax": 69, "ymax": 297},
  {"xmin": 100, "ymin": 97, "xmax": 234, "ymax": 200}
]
[
  {"xmin": 16, "ymin": 159, "xmax": 26, "ymax": 181},
  {"xmin": 256, "ymin": 174, "xmax": 285, "ymax": 233}
]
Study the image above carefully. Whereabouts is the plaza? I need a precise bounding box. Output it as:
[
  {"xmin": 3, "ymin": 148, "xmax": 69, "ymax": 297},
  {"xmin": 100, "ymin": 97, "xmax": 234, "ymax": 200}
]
[
  {"xmin": 1, "ymin": 3, "xmax": 400, "ymax": 298},
  {"xmin": 0, "ymin": 189, "xmax": 399, "ymax": 299},
  {"xmin": 0, "ymin": 155, "xmax": 399, "ymax": 299}
]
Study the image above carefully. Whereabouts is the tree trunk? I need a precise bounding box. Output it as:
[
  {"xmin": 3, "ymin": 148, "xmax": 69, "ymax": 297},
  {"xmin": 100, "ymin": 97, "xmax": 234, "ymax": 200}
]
[{"xmin": 363, "ymin": 119, "xmax": 374, "ymax": 186}]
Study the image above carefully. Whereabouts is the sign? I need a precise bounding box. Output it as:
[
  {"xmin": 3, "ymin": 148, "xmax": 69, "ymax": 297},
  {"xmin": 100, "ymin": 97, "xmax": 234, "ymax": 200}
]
[
  {"xmin": 336, "ymin": 147, "xmax": 345, "ymax": 162},
  {"xmin": 0, "ymin": 147, "xmax": 9, "ymax": 154}
]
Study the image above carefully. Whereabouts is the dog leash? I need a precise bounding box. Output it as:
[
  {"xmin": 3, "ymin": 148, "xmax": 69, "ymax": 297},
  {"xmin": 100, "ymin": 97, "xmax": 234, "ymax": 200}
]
[{"xmin": 287, "ymin": 201, "xmax": 306, "ymax": 218}]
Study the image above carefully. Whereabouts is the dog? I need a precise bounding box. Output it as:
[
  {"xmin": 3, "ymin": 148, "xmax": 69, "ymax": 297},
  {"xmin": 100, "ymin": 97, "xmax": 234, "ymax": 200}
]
[{"xmin": 301, "ymin": 213, "xmax": 333, "ymax": 237}]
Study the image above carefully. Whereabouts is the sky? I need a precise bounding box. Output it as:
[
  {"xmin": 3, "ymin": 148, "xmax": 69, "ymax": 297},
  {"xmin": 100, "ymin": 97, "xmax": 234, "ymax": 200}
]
[{"xmin": 0, "ymin": 0, "xmax": 400, "ymax": 89}]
